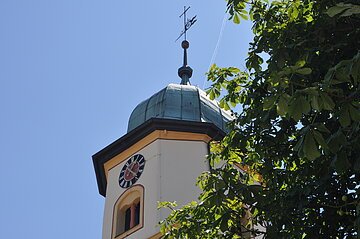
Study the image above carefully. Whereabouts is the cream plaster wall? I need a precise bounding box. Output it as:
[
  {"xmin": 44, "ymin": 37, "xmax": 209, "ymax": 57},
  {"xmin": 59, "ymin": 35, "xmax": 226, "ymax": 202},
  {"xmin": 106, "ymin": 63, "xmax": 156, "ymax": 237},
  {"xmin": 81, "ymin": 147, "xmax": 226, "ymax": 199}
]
[
  {"xmin": 102, "ymin": 138, "xmax": 209, "ymax": 239},
  {"xmin": 157, "ymin": 139, "xmax": 209, "ymax": 221}
]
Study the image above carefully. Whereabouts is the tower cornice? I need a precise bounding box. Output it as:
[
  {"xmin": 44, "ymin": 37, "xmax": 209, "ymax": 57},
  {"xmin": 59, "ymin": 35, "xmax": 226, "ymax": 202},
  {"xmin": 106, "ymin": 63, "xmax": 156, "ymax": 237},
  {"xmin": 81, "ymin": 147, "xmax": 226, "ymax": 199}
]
[{"xmin": 92, "ymin": 118, "xmax": 226, "ymax": 197}]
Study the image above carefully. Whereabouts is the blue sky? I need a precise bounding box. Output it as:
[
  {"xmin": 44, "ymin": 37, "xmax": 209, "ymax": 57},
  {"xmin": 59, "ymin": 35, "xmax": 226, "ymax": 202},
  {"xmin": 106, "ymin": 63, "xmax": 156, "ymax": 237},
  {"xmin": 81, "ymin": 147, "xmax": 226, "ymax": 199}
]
[{"xmin": 0, "ymin": 1, "xmax": 252, "ymax": 238}]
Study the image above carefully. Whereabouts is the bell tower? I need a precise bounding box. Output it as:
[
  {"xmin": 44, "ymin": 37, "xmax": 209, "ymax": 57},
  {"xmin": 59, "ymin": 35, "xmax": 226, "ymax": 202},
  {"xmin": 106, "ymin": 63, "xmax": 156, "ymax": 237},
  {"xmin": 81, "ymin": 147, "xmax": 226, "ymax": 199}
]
[{"xmin": 92, "ymin": 7, "xmax": 232, "ymax": 239}]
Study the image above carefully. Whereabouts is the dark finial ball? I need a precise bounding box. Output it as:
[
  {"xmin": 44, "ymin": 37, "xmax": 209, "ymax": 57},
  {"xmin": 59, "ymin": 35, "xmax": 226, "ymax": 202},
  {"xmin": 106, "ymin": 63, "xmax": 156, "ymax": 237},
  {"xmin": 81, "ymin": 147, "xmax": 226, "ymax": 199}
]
[{"xmin": 181, "ymin": 40, "xmax": 189, "ymax": 49}]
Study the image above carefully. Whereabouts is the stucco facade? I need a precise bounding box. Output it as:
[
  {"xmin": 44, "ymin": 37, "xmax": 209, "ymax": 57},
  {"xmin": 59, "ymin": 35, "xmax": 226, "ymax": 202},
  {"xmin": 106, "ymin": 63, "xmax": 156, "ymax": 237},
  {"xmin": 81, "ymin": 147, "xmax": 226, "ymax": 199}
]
[{"xmin": 98, "ymin": 130, "xmax": 211, "ymax": 239}]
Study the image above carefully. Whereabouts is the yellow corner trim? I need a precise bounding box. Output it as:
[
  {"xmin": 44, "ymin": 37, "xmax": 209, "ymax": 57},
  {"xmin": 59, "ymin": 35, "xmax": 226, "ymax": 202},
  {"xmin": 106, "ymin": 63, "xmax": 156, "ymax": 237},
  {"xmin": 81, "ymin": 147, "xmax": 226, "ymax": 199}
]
[{"xmin": 148, "ymin": 232, "xmax": 162, "ymax": 239}]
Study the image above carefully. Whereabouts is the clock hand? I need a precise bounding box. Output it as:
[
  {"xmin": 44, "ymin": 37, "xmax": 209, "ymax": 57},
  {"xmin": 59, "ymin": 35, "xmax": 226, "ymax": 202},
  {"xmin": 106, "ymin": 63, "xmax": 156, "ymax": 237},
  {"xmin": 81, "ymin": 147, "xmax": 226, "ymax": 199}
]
[{"xmin": 127, "ymin": 167, "xmax": 137, "ymax": 176}]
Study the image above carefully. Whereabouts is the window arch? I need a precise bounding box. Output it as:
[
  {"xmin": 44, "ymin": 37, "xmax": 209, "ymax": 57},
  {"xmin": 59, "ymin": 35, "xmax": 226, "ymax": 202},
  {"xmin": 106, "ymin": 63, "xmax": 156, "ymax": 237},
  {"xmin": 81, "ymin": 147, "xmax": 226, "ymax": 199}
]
[{"xmin": 112, "ymin": 185, "xmax": 144, "ymax": 239}]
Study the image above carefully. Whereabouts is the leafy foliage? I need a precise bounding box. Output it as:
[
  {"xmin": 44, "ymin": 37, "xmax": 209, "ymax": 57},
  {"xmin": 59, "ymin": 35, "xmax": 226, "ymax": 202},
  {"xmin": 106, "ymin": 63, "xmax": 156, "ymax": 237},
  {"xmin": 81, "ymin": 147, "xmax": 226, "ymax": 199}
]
[{"xmin": 160, "ymin": 0, "xmax": 360, "ymax": 238}]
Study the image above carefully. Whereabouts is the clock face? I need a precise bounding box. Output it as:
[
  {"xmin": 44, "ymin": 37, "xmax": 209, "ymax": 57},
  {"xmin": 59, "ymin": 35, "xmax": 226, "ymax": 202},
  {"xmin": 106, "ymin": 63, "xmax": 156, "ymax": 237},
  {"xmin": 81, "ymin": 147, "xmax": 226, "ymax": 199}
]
[{"xmin": 119, "ymin": 154, "xmax": 145, "ymax": 188}]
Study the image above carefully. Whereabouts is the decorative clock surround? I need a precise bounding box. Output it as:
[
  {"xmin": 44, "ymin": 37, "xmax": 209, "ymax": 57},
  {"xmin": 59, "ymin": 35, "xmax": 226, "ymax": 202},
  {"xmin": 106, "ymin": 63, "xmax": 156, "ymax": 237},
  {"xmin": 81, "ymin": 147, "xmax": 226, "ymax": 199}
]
[{"xmin": 118, "ymin": 154, "xmax": 145, "ymax": 188}]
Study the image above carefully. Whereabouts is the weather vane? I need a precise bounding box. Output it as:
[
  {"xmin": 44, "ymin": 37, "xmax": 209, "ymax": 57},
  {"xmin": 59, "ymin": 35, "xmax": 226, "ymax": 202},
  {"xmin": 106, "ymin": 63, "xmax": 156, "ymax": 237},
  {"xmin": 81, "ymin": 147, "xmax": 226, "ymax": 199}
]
[{"xmin": 176, "ymin": 6, "xmax": 197, "ymax": 42}]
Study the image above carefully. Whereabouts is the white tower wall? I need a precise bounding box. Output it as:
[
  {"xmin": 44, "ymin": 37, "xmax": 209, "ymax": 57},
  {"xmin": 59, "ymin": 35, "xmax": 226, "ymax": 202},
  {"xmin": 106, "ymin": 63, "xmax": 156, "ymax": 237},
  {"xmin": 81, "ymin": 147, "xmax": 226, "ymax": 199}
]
[{"xmin": 102, "ymin": 138, "xmax": 209, "ymax": 239}]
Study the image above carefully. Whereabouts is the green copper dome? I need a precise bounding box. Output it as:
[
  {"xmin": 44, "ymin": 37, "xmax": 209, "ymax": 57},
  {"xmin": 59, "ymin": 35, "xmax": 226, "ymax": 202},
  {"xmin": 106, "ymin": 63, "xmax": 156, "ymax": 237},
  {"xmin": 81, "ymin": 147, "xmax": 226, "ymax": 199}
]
[{"xmin": 127, "ymin": 83, "xmax": 232, "ymax": 133}]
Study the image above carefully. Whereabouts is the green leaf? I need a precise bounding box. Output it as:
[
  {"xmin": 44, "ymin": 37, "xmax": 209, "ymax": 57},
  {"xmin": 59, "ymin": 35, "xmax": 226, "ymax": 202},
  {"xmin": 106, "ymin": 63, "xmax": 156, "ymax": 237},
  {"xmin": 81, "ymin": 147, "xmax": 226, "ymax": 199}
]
[
  {"xmin": 289, "ymin": 97, "xmax": 302, "ymax": 121},
  {"xmin": 228, "ymin": 67, "xmax": 240, "ymax": 73},
  {"xmin": 298, "ymin": 95, "xmax": 311, "ymax": 115},
  {"xmin": 324, "ymin": 68, "xmax": 335, "ymax": 85},
  {"xmin": 219, "ymin": 98, "xmax": 231, "ymax": 110},
  {"xmin": 277, "ymin": 94, "xmax": 289, "ymax": 116},
  {"xmin": 315, "ymin": 123, "xmax": 331, "ymax": 134},
  {"xmin": 233, "ymin": 13, "xmax": 240, "ymax": 24},
  {"xmin": 294, "ymin": 136, "xmax": 304, "ymax": 151},
  {"xmin": 310, "ymin": 95, "xmax": 320, "ymax": 111},
  {"xmin": 305, "ymin": 14, "xmax": 314, "ymax": 22},
  {"xmin": 289, "ymin": 95, "xmax": 311, "ymax": 120},
  {"xmin": 263, "ymin": 95, "xmax": 278, "ymax": 110},
  {"xmin": 327, "ymin": 131, "xmax": 347, "ymax": 154},
  {"xmin": 295, "ymin": 60, "xmax": 306, "ymax": 67},
  {"xmin": 326, "ymin": 3, "xmax": 352, "ymax": 17},
  {"xmin": 313, "ymin": 130, "xmax": 329, "ymax": 151},
  {"xmin": 303, "ymin": 132, "xmax": 321, "ymax": 160},
  {"xmin": 224, "ymin": 102, "xmax": 230, "ymax": 110},
  {"xmin": 220, "ymin": 214, "xmax": 230, "ymax": 232},
  {"xmin": 350, "ymin": 52, "xmax": 360, "ymax": 83},
  {"xmin": 334, "ymin": 66, "xmax": 350, "ymax": 83},
  {"xmin": 229, "ymin": 99, "xmax": 237, "ymax": 107},
  {"xmin": 209, "ymin": 63, "xmax": 217, "ymax": 71},
  {"xmin": 209, "ymin": 89, "xmax": 215, "ymax": 100},
  {"xmin": 296, "ymin": 68, "xmax": 312, "ymax": 75},
  {"xmin": 331, "ymin": 151, "xmax": 350, "ymax": 174},
  {"xmin": 239, "ymin": 13, "xmax": 248, "ymax": 20},
  {"xmin": 288, "ymin": 4, "xmax": 299, "ymax": 21},
  {"xmin": 349, "ymin": 104, "xmax": 360, "ymax": 122},
  {"xmin": 320, "ymin": 92, "xmax": 335, "ymax": 110},
  {"xmin": 338, "ymin": 4, "xmax": 360, "ymax": 17},
  {"xmin": 339, "ymin": 105, "xmax": 351, "ymax": 127}
]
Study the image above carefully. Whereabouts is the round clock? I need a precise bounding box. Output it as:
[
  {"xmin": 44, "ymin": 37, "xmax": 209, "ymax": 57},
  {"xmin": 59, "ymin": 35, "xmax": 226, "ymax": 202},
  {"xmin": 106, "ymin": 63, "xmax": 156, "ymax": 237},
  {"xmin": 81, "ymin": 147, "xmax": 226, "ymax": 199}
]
[{"xmin": 119, "ymin": 154, "xmax": 145, "ymax": 188}]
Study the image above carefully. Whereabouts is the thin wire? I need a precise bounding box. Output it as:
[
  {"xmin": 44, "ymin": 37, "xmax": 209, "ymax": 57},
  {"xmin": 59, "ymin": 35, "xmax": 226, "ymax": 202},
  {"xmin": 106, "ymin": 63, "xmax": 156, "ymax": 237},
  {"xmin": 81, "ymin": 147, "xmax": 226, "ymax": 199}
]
[{"xmin": 203, "ymin": 12, "xmax": 227, "ymax": 89}]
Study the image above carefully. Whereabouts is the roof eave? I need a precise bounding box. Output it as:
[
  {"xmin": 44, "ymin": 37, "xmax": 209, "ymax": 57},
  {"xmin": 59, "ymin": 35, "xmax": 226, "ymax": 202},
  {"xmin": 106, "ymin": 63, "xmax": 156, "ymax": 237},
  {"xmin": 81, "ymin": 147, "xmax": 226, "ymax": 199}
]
[{"xmin": 92, "ymin": 118, "xmax": 226, "ymax": 197}]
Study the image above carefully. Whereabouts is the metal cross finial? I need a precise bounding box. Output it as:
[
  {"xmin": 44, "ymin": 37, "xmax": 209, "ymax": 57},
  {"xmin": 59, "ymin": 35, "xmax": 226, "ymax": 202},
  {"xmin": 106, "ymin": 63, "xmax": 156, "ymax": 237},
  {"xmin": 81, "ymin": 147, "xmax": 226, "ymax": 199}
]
[{"xmin": 176, "ymin": 6, "xmax": 197, "ymax": 42}]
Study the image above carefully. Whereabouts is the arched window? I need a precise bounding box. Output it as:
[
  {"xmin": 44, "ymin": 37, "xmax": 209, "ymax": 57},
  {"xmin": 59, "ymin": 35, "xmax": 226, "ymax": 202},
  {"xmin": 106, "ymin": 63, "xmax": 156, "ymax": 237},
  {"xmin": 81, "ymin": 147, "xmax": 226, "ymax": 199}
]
[{"xmin": 112, "ymin": 185, "xmax": 144, "ymax": 238}]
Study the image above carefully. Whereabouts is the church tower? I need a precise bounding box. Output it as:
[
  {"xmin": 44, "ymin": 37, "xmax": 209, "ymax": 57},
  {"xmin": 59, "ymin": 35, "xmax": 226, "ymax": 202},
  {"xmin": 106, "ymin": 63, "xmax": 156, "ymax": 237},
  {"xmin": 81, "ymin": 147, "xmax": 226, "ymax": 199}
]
[{"xmin": 92, "ymin": 12, "xmax": 232, "ymax": 238}]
